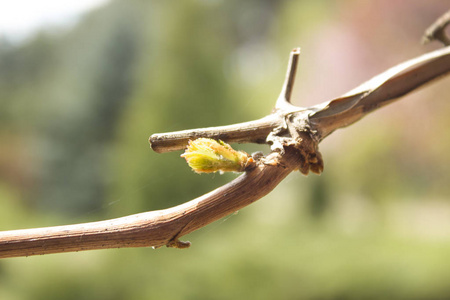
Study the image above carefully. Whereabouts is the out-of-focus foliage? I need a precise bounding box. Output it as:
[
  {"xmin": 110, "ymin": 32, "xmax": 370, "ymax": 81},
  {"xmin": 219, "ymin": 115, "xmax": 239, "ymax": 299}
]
[{"xmin": 1, "ymin": 0, "xmax": 450, "ymax": 299}]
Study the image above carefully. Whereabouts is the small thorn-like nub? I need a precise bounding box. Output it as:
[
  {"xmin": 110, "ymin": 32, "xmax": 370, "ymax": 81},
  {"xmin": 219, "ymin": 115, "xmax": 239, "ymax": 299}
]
[
  {"xmin": 166, "ymin": 239, "xmax": 191, "ymax": 249},
  {"xmin": 275, "ymin": 47, "xmax": 301, "ymax": 110}
]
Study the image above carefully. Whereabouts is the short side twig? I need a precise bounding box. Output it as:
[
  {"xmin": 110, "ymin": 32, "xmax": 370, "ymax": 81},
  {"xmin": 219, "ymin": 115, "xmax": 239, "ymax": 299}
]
[
  {"xmin": 149, "ymin": 114, "xmax": 283, "ymax": 153},
  {"xmin": 275, "ymin": 48, "xmax": 302, "ymax": 110}
]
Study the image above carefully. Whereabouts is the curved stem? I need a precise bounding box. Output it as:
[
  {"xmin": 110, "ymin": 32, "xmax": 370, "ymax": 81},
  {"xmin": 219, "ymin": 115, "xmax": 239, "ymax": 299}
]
[{"xmin": 0, "ymin": 148, "xmax": 301, "ymax": 258}]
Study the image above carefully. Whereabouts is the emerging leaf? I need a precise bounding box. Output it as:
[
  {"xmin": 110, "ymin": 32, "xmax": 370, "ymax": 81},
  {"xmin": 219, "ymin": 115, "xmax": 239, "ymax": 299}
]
[{"xmin": 181, "ymin": 138, "xmax": 250, "ymax": 174}]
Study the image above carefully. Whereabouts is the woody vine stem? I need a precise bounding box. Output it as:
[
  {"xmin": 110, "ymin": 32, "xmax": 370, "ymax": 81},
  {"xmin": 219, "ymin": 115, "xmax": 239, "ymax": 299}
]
[{"xmin": 0, "ymin": 12, "xmax": 450, "ymax": 258}]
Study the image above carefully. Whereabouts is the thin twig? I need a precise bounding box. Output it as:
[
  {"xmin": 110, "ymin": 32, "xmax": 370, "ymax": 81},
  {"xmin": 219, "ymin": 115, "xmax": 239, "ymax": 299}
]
[{"xmin": 149, "ymin": 114, "xmax": 282, "ymax": 153}]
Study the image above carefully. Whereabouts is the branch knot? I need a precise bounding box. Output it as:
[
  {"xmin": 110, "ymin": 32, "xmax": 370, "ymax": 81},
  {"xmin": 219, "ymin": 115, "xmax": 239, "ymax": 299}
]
[{"xmin": 266, "ymin": 111, "xmax": 323, "ymax": 175}]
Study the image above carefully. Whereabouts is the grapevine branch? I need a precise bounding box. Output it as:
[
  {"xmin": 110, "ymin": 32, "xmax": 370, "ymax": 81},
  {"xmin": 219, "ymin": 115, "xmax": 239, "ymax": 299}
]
[{"xmin": 1, "ymin": 18, "xmax": 450, "ymax": 258}]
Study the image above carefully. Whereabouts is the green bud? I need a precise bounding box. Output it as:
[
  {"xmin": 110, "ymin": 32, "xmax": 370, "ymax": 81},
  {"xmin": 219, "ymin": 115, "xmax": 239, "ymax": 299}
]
[{"xmin": 181, "ymin": 138, "xmax": 250, "ymax": 174}]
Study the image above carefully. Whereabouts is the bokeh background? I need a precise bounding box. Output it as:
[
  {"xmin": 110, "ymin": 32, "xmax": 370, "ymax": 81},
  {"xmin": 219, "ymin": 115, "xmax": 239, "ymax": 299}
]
[{"xmin": 1, "ymin": 0, "xmax": 450, "ymax": 299}]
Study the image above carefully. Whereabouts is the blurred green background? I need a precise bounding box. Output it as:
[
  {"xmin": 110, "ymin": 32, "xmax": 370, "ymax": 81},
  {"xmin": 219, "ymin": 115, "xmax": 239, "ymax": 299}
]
[{"xmin": 1, "ymin": 0, "xmax": 450, "ymax": 299}]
